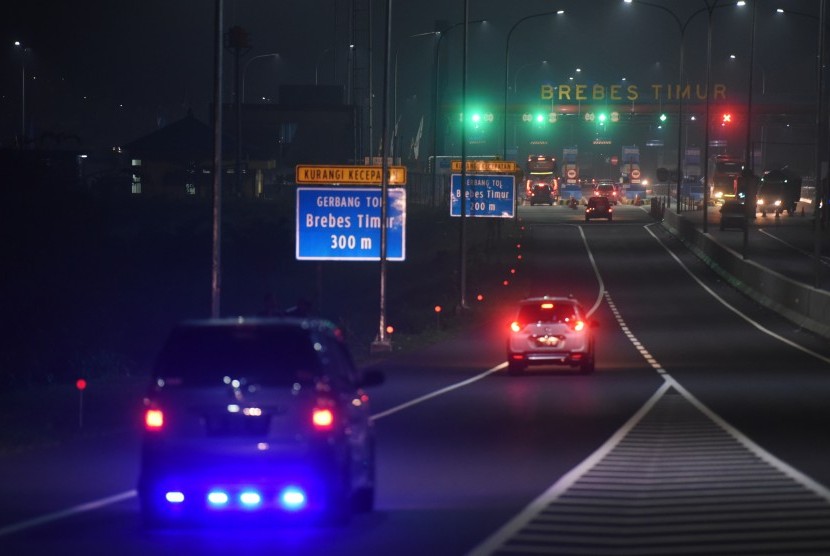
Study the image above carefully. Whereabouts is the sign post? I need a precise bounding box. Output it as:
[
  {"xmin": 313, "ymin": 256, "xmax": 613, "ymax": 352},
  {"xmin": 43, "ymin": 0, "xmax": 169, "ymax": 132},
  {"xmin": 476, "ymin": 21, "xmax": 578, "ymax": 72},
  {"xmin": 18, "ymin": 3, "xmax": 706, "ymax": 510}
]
[{"xmin": 76, "ymin": 378, "xmax": 87, "ymax": 428}]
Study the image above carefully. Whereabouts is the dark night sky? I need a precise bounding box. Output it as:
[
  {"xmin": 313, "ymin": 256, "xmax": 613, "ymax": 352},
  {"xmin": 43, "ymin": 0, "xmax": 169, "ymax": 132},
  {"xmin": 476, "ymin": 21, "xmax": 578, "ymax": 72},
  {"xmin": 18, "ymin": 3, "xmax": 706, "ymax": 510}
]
[{"xmin": 0, "ymin": 0, "xmax": 821, "ymax": 149}]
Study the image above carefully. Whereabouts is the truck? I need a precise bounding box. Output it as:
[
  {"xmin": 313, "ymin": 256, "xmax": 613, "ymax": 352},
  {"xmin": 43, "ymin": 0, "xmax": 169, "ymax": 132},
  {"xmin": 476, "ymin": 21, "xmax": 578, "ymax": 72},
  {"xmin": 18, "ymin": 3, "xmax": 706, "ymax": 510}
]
[
  {"xmin": 709, "ymin": 154, "xmax": 743, "ymax": 203},
  {"xmin": 756, "ymin": 168, "xmax": 801, "ymax": 216},
  {"xmin": 620, "ymin": 145, "xmax": 646, "ymax": 202}
]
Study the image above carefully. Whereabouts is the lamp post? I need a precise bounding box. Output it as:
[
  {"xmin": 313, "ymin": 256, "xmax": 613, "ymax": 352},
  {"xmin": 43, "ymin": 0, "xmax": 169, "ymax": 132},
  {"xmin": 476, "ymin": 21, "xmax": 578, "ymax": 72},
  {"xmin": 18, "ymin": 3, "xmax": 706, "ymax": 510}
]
[
  {"xmin": 625, "ymin": 0, "xmax": 748, "ymax": 228},
  {"xmin": 14, "ymin": 41, "xmax": 29, "ymax": 146},
  {"xmin": 430, "ymin": 19, "xmax": 485, "ymax": 197},
  {"xmin": 502, "ymin": 10, "xmax": 565, "ymax": 161},
  {"xmin": 775, "ymin": 4, "xmax": 828, "ymax": 288},
  {"xmin": 242, "ymin": 53, "xmax": 279, "ymax": 103},
  {"xmin": 393, "ymin": 31, "xmax": 439, "ymax": 159}
]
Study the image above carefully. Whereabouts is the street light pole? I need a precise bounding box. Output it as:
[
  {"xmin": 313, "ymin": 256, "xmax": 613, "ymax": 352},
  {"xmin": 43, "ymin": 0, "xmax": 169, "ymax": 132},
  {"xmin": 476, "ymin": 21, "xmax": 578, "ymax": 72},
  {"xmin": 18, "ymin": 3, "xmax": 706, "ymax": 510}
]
[
  {"xmin": 502, "ymin": 10, "xmax": 565, "ymax": 161},
  {"xmin": 242, "ymin": 53, "xmax": 279, "ymax": 103},
  {"xmin": 14, "ymin": 41, "xmax": 28, "ymax": 146},
  {"xmin": 430, "ymin": 20, "xmax": 485, "ymax": 199},
  {"xmin": 210, "ymin": 0, "xmax": 224, "ymax": 318},
  {"xmin": 393, "ymin": 31, "xmax": 438, "ymax": 159}
]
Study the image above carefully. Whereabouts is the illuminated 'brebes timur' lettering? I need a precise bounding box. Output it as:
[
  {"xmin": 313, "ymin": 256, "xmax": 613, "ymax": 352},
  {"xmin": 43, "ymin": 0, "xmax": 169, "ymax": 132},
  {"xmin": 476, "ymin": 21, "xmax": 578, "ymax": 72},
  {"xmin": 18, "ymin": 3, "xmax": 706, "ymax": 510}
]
[{"xmin": 539, "ymin": 83, "xmax": 727, "ymax": 102}]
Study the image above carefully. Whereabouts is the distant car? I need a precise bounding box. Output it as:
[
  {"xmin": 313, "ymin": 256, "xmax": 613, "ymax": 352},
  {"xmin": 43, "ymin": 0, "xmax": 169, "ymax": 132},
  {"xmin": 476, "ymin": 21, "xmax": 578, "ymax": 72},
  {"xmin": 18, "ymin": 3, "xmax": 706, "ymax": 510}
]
[
  {"xmin": 585, "ymin": 196, "xmax": 613, "ymax": 221},
  {"xmin": 507, "ymin": 296, "xmax": 596, "ymax": 375},
  {"xmin": 528, "ymin": 182, "xmax": 554, "ymax": 206},
  {"xmin": 719, "ymin": 199, "xmax": 750, "ymax": 231},
  {"xmin": 593, "ymin": 181, "xmax": 619, "ymax": 204},
  {"xmin": 138, "ymin": 317, "xmax": 384, "ymax": 527}
]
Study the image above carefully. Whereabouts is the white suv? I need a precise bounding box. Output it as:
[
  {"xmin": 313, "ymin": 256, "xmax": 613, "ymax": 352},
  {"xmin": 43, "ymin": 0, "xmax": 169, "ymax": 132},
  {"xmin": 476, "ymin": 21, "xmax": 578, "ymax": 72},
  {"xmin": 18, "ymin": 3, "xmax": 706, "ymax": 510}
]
[{"xmin": 507, "ymin": 296, "xmax": 596, "ymax": 375}]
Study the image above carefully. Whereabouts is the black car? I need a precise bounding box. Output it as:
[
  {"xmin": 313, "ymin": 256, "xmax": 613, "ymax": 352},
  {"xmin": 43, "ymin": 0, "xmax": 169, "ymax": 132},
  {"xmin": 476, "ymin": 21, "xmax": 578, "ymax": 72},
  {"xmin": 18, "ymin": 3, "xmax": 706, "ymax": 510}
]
[
  {"xmin": 585, "ymin": 196, "xmax": 613, "ymax": 221},
  {"xmin": 528, "ymin": 182, "xmax": 554, "ymax": 206},
  {"xmin": 138, "ymin": 317, "xmax": 383, "ymax": 527}
]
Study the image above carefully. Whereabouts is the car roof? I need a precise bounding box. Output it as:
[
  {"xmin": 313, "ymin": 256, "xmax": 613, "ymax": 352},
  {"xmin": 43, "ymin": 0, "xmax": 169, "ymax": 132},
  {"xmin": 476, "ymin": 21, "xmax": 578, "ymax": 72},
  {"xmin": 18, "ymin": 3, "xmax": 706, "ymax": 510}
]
[
  {"xmin": 519, "ymin": 296, "xmax": 578, "ymax": 305},
  {"xmin": 175, "ymin": 316, "xmax": 339, "ymax": 333}
]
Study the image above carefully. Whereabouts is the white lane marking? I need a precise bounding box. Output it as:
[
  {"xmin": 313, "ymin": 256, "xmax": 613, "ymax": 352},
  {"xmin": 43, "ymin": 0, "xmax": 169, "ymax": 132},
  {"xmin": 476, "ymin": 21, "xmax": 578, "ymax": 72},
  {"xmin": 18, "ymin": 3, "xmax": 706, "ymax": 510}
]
[
  {"xmin": 468, "ymin": 380, "xmax": 676, "ymax": 556},
  {"xmin": 0, "ymin": 490, "xmax": 136, "ymax": 537},
  {"xmin": 370, "ymin": 363, "xmax": 506, "ymax": 421},
  {"xmin": 644, "ymin": 224, "xmax": 830, "ymax": 365},
  {"xmin": 759, "ymin": 227, "xmax": 830, "ymax": 266},
  {"xmin": 666, "ymin": 376, "xmax": 830, "ymax": 503},
  {"xmin": 577, "ymin": 225, "xmax": 606, "ymax": 317},
  {"xmin": 471, "ymin": 223, "xmax": 830, "ymax": 554}
]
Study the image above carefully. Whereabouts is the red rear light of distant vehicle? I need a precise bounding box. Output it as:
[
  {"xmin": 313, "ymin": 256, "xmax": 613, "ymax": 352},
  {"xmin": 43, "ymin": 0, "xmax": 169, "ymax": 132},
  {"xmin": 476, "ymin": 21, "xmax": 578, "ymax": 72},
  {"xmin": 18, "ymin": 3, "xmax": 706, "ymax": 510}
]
[
  {"xmin": 510, "ymin": 321, "xmax": 523, "ymax": 333},
  {"xmin": 312, "ymin": 407, "xmax": 335, "ymax": 430},
  {"xmin": 145, "ymin": 409, "xmax": 164, "ymax": 430}
]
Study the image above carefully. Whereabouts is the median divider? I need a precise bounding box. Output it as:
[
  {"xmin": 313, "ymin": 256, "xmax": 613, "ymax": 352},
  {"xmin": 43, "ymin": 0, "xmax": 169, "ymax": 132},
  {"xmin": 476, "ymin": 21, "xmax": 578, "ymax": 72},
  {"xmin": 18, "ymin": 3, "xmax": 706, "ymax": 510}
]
[{"xmin": 661, "ymin": 209, "xmax": 830, "ymax": 339}]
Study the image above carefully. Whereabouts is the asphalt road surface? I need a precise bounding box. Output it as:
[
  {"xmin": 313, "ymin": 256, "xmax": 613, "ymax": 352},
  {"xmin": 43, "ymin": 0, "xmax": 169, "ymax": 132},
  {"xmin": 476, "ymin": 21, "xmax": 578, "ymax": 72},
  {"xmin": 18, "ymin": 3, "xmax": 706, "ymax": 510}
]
[{"xmin": 2, "ymin": 203, "xmax": 830, "ymax": 555}]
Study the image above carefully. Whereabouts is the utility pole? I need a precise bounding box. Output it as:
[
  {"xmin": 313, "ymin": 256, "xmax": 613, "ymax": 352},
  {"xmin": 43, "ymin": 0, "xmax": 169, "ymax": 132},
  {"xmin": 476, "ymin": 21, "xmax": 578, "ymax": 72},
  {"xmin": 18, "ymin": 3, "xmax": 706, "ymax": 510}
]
[{"xmin": 227, "ymin": 26, "xmax": 251, "ymax": 198}]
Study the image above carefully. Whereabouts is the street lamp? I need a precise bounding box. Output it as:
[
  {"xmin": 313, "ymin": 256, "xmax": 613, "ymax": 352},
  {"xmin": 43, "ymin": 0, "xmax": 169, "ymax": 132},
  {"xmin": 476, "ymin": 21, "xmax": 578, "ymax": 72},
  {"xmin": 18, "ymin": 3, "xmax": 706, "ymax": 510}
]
[
  {"xmin": 14, "ymin": 41, "xmax": 29, "ymax": 146},
  {"xmin": 774, "ymin": 3, "xmax": 827, "ymax": 288},
  {"xmin": 430, "ymin": 19, "xmax": 486, "ymax": 196},
  {"xmin": 393, "ymin": 31, "xmax": 439, "ymax": 159},
  {"xmin": 624, "ymin": 0, "xmax": 747, "ymax": 230},
  {"xmin": 502, "ymin": 10, "xmax": 565, "ymax": 160},
  {"xmin": 242, "ymin": 53, "xmax": 279, "ymax": 103}
]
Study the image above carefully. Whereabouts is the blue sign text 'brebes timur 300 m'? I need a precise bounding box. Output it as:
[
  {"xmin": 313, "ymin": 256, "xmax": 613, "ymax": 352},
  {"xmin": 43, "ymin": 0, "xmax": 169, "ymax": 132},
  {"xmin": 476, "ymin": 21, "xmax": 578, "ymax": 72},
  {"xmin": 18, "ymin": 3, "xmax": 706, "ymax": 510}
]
[
  {"xmin": 450, "ymin": 174, "xmax": 515, "ymax": 218},
  {"xmin": 296, "ymin": 187, "xmax": 406, "ymax": 261}
]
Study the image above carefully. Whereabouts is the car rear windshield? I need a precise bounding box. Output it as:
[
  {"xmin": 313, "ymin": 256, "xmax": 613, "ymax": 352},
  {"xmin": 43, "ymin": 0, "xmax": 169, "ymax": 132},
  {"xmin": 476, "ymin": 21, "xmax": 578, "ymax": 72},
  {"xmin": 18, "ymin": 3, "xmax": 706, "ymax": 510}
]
[
  {"xmin": 517, "ymin": 303, "xmax": 577, "ymax": 324},
  {"xmin": 153, "ymin": 325, "xmax": 321, "ymax": 386}
]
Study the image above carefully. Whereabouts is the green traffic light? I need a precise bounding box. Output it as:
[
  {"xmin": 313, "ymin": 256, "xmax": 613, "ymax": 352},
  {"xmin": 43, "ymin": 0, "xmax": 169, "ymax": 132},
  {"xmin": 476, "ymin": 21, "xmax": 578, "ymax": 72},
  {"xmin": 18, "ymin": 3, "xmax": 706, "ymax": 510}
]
[
  {"xmin": 598, "ymin": 113, "xmax": 607, "ymax": 122},
  {"xmin": 659, "ymin": 113, "xmax": 667, "ymax": 122},
  {"xmin": 535, "ymin": 114, "xmax": 544, "ymax": 123},
  {"xmin": 472, "ymin": 113, "xmax": 481, "ymax": 123}
]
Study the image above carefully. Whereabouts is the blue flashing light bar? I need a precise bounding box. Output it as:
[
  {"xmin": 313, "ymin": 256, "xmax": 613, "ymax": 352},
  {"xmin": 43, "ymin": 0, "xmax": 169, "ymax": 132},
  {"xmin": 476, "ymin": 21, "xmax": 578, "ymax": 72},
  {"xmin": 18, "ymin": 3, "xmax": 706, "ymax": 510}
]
[
  {"xmin": 207, "ymin": 490, "xmax": 230, "ymax": 507},
  {"xmin": 165, "ymin": 491, "xmax": 185, "ymax": 504},
  {"xmin": 279, "ymin": 487, "xmax": 307, "ymax": 511}
]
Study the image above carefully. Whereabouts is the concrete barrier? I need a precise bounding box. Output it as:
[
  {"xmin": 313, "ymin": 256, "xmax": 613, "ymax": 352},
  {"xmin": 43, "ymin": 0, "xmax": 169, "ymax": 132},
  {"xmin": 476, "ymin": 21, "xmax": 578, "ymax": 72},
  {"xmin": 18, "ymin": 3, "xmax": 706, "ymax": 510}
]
[{"xmin": 662, "ymin": 210, "xmax": 830, "ymax": 339}]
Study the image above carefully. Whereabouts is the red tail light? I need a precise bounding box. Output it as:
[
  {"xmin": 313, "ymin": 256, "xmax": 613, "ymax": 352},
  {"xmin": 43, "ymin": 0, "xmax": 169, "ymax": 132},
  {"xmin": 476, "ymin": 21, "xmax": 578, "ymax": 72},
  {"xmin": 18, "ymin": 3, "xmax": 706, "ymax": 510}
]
[
  {"xmin": 145, "ymin": 409, "xmax": 164, "ymax": 430},
  {"xmin": 510, "ymin": 321, "xmax": 523, "ymax": 333},
  {"xmin": 312, "ymin": 407, "xmax": 334, "ymax": 430},
  {"xmin": 571, "ymin": 320, "xmax": 586, "ymax": 332}
]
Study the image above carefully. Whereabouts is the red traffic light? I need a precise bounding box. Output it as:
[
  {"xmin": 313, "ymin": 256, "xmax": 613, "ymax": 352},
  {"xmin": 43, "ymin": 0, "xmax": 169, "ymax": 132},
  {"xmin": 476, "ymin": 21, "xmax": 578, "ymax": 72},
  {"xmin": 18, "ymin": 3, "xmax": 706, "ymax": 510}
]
[{"xmin": 721, "ymin": 113, "xmax": 732, "ymax": 126}]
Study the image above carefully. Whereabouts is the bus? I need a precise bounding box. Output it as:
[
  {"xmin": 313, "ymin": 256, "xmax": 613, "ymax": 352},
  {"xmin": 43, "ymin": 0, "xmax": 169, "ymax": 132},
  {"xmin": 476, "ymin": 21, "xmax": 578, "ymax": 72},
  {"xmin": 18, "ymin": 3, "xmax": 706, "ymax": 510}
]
[{"xmin": 525, "ymin": 154, "xmax": 560, "ymax": 202}]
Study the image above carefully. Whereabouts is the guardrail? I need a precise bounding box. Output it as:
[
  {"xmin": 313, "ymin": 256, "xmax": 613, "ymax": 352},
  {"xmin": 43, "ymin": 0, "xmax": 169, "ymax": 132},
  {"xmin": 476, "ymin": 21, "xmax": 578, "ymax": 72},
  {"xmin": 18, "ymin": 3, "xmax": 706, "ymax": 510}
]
[{"xmin": 661, "ymin": 209, "xmax": 830, "ymax": 339}]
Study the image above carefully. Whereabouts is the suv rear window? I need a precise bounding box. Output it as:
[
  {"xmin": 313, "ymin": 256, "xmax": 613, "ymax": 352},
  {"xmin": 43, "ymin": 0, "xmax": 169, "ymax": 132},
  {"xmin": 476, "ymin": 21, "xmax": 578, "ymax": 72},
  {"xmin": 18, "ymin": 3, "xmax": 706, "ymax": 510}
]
[
  {"xmin": 153, "ymin": 324, "xmax": 321, "ymax": 386},
  {"xmin": 517, "ymin": 303, "xmax": 577, "ymax": 324}
]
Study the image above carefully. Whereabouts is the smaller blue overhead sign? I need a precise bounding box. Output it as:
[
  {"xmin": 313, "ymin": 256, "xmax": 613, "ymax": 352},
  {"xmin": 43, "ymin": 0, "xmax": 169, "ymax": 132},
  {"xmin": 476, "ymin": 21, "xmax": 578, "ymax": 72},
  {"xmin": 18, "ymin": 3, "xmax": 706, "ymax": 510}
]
[
  {"xmin": 450, "ymin": 174, "xmax": 515, "ymax": 218},
  {"xmin": 296, "ymin": 187, "xmax": 406, "ymax": 261}
]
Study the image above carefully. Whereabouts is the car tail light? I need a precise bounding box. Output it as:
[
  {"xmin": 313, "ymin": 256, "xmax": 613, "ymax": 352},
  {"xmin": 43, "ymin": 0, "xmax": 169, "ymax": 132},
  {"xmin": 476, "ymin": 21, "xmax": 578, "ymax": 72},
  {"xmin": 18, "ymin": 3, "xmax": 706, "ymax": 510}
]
[
  {"xmin": 569, "ymin": 319, "xmax": 586, "ymax": 332},
  {"xmin": 145, "ymin": 408, "xmax": 164, "ymax": 430},
  {"xmin": 312, "ymin": 398, "xmax": 335, "ymax": 430},
  {"xmin": 510, "ymin": 321, "xmax": 523, "ymax": 333}
]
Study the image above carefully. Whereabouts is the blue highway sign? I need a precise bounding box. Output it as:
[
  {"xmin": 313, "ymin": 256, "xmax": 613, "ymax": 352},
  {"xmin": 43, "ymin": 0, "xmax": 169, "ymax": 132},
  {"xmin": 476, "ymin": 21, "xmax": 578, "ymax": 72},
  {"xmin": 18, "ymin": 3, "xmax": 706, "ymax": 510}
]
[
  {"xmin": 296, "ymin": 187, "xmax": 406, "ymax": 261},
  {"xmin": 450, "ymin": 174, "xmax": 515, "ymax": 218}
]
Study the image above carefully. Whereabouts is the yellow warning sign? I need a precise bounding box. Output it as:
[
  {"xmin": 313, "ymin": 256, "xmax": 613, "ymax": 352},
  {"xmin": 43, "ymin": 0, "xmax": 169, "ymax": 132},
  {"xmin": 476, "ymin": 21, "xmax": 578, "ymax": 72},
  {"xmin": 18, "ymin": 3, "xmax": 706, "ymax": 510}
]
[
  {"xmin": 295, "ymin": 165, "xmax": 407, "ymax": 185},
  {"xmin": 451, "ymin": 160, "xmax": 517, "ymax": 173}
]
